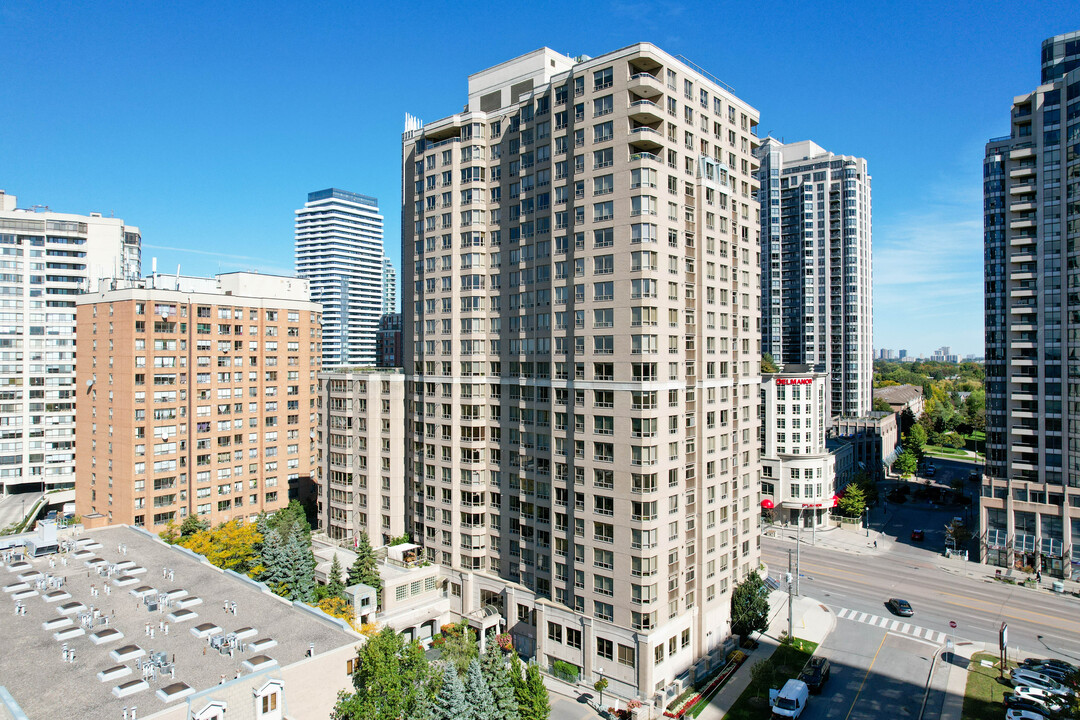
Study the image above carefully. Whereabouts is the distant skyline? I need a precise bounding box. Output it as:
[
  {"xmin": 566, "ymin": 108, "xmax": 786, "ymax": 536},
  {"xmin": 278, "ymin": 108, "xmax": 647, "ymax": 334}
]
[{"xmin": 2, "ymin": 1, "xmax": 1078, "ymax": 356}]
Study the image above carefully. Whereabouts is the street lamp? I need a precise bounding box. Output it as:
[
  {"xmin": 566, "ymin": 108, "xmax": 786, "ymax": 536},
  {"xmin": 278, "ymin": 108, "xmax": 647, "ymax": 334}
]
[
  {"xmin": 596, "ymin": 667, "xmax": 606, "ymax": 708},
  {"xmin": 864, "ymin": 506, "xmax": 869, "ymax": 537}
]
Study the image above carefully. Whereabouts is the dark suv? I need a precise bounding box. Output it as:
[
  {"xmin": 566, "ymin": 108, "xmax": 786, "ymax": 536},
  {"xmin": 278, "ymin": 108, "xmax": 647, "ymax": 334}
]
[{"xmin": 798, "ymin": 656, "xmax": 831, "ymax": 693}]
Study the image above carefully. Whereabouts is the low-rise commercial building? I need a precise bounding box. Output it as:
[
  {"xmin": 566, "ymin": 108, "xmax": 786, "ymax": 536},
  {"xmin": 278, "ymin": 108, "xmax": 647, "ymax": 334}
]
[
  {"xmin": 0, "ymin": 524, "xmax": 361, "ymax": 720},
  {"xmin": 872, "ymin": 384, "xmax": 925, "ymax": 417},
  {"xmin": 831, "ymin": 412, "xmax": 900, "ymax": 483},
  {"xmin": 760, "ymin": 366, "xmax": 855, "ymax": 528}
]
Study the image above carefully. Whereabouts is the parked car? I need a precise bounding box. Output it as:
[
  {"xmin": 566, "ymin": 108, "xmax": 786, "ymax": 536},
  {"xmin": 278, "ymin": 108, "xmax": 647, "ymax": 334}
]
[
  {"xmin": 1022, "ymin": 658, "xmax": 1079, "ymax": 675},
  {"xmin": 910, "ymin": 529, "xmax": 925, "ymax": 542},
  {"xmin": 797, "ymin": 656, "xmax": 831, "ymax": 694},
  {"xmin": 925, "ymin": 466, "xmax": 937, "ymax": 477},
  {"xmin": 1004, "ymin": 694, "xmax": 1056, "ymax": 718},
  {"xmin": 1010, "ymin": 669, "xmax": 1073, "ymax": 697},
  {"xmin": 886, "ymin": 598, "xmax": 914, "ymax": 617},
  {"xmin": 1029, "ymin": 665, "xmax": 1075, "ymax": 685},
  {"xmin": 1006, "ymin": 709, "xmax": 1051, "ymax": 720},
  {"xmin": 1013, "ymin": 686, "xmax": 1065, "ymax": 713}
]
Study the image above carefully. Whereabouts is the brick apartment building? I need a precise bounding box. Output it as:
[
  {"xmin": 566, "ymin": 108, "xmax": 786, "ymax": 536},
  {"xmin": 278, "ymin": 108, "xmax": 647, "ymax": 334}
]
[{"xmin": 75, "ymin": 272, "xmax": 320, "ymax": 529}]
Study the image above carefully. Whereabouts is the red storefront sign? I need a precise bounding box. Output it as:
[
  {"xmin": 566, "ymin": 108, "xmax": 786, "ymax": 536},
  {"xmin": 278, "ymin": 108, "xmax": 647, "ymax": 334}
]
[{"xmin": 776, "ymin": 378, "xmax": 813, "ymax": 386}]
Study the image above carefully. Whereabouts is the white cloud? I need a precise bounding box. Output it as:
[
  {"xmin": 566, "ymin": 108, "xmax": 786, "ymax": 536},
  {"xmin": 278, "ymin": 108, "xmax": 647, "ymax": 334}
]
[{"xmin": 872, "ymin": 201, "xmax": 984, "ymax": 355}]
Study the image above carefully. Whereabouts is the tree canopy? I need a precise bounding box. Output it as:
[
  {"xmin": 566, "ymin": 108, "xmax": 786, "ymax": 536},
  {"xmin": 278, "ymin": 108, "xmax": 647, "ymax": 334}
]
[
  {"xmin": 837, "ymin": 483, "xmax": 867, "ymax": 519},
  {"xmin": 178, "ymin": 519, "xmax": 262, "ymax": 575},
  {"xmin": 333, "ymin": 627, "xmax": 435, "ymax": 720},
  {"xmin": 894, "ymin": 450, "xmax": 918, "ymax": 479},
  {"xmin": 730, "ymin": 571, "xmax": 770, "ymax": 640}
]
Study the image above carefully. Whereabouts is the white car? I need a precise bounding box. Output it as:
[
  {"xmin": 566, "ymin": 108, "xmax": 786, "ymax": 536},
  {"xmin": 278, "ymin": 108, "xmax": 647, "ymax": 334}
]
[
  {"xmin": 1010, "ymin": 668, "xmax": 1073, "ymax": 697},
  {"xmin": 1006, "ymin": 710, "xmax": 1050, "ymax": 720},
  {"xmin": 1014, "ymin": 685, "xmax": 1064, "ymax": 713}
]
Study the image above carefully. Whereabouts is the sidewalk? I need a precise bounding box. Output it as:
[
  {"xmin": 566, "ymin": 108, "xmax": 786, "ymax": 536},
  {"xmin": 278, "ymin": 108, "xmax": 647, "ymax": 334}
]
[
  {"xmin": 766, "ymin": 522, "xmax": 892, "ymax": 557},
  {"xmin": 694, "ymin": 590, "xmax": 835, "ymax": 720}
]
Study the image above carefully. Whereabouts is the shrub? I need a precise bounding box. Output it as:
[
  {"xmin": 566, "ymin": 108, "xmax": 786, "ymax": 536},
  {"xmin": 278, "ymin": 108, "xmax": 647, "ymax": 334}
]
[{"xmin": 552, "ymin": 659, "xmax": 580, "ymax": 683}]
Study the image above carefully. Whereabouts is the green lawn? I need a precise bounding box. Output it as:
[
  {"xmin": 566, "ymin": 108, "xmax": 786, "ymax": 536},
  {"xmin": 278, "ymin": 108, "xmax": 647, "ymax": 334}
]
[
  {"xmin": 961, "ymin": 652, "xmax": 1016, "ymax": 720},
  {"xmin": 716, "ymin": 640, "xmax": 817, "ymax": 720}
]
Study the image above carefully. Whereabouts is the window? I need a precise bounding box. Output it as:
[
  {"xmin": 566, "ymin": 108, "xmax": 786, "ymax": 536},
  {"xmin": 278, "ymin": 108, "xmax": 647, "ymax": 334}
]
[
  {"xmin": 593, "ymin": 94, "xmax": 613, "ymax": 116},
  {"xmin": 593, "ymin": 67, "xmax": 613, "ymax": 90},
  {"xmin": 597, "ymin": 637, "xmax": 614, "ymax": 660},
  {"xmin": 618, "ymin": 644, "xmax": 636, "ymax": 668}
]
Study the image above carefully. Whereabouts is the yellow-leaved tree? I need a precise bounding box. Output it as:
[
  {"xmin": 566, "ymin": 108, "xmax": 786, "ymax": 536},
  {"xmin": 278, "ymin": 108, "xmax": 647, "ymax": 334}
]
[{"xmin": 179, "ymin": 519, "xmax": 263, "ymax": 576}]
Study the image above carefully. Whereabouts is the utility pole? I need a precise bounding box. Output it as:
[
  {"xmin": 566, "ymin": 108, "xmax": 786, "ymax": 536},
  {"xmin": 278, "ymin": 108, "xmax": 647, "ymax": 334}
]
[
  {"xmin": 787, "ymin": 549, "xmax": 794, "ymax": 641},
  {"xmin": 795, "ymin": 519, "xmax": 801, "ymax": 596}
]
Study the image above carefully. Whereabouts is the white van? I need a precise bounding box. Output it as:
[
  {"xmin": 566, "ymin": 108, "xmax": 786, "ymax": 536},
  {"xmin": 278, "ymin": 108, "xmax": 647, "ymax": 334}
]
[{"xmin": 770, "ymin": 679, "xmax": 810, "ymax": 719}]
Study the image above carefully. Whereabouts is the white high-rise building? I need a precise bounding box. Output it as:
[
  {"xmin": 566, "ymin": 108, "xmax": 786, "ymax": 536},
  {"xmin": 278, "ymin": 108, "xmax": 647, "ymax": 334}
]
[
  {"xmin": 295, "ymin": 189, "xmax": 385, "ymax": 366},
  {"xmin": 756, "ymin": 139, "xmax": 873, "ymax": 418},
  {"xmin": 403, "ymin": 44, "xmax": 762, "ymax": 702},
  {"xmin": 0, "ymin": 190, "xmax": 141, "ymax": 495},
  {"xmin": 382, "ymin": 256, "xmax": 397, "ymax": 314}
]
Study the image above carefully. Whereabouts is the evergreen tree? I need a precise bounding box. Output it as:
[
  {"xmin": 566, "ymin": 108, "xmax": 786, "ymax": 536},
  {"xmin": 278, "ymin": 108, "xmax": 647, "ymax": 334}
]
[
  {"xmin": 521, "ymin": 663, "xmax": 550, "ymax": 720},
  {"xmin": 464, "ymin": 659, "xmax": 497, "ymax": 720},
  {"xmin": 432, "ymin": 663, "xmax": 469, "ymax": 720},
  {"xmin": 480, "ymin": 635, "xmax": 520, "ymax": 720},
  {"xmin": 258, "ymin": 528, "xmax": 288, "ymax": 592},
  {"xmin": 508, "ymin": 654, "xmax": 528, "ymax": 714},
  {"xmin": 327, "ymin": 553, "xmax": 346, "ymax": 601},
  {"xmin": 283, "ymin": 531, "xmax": 316, "ymax": 602},
  {"xmin": 348, "ymin": 532, "xmax": 383, "ymax": 605}
]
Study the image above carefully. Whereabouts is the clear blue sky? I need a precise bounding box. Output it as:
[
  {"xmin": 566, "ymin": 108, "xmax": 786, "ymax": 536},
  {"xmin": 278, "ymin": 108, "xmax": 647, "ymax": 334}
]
[{"xmin": 2, "ymin": 1, "xmax": 1078, "ymax": 356}]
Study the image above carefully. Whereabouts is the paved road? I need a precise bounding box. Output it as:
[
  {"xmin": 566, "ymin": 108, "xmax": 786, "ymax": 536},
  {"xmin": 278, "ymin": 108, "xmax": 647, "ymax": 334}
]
[
  {"xmin": 764, "ymin": 536, "xmax": 1080, "ymax": 664},
  {"xmin": 801, "ymin": 623, "xmax": 937, "ymax": 720},
  {"xmin": 0, "ymin": 491, "xmax": 42, "ymax": 531}
]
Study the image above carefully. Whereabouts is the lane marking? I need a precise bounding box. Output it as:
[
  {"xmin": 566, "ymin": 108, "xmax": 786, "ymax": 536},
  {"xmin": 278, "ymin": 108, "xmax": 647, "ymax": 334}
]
[
  {"xmin": 890, "ymin": 621, "xmax": 900, "ymax": 631},
  {"xmin": 937, "ymin": 594, "xmax": 1080, "ymax": 633},
  {"xmin": 901, "ymin": 623, "xmax": 910, "ymax": 634},
  {"xmin": 857, "ymin": 612, "xmax": 867, "ymax": 622},
  {"xmin": 877, "ymin": 616, "xmax": 889, "ymax": 628},
  {"xmin": 844, "ymin": 632, "xmax": 888, "ymax": 720}
]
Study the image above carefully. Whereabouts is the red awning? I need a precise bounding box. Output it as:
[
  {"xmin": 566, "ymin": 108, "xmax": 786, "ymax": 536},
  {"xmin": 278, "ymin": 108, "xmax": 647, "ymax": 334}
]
[{"xmin": 761, "ymin": 498, "xmax": 775, "ymax": 510}]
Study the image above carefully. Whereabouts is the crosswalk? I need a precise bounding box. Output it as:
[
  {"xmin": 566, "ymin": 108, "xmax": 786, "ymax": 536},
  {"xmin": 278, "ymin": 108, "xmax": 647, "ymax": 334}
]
[{"xmin": 834, "ymin": 607, "xmax": 950, "ymax": 644}]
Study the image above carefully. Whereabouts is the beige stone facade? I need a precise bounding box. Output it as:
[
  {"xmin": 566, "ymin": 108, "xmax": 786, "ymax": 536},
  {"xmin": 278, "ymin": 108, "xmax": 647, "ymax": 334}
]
[
  {"xmin": 402, "ymin": 44, "xmax": 762, "ymax": 700},
  {"xmin": 316, "ymin": 368, "xmax": 406, "ymax": 546},
  {"xmin": 74, "ymin": 273, "xmax": 320, "ymax": 529}
]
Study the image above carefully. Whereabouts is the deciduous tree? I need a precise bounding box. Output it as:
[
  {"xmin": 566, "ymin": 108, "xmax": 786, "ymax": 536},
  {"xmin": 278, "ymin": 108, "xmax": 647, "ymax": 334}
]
[
  {"xmin": 333, "ymin": 627, "xmax": 434, "ymax": 720},
  {"xmin": 894, "ymin": 450, "xmax": 918, "ymax": 479},
  {"xmin": 837, "ymin": 483, "xmax": 867, "ymax": 519},
  {"xmin": 730, "ymin": 571, "xmax": 769, "ymax": 642}
]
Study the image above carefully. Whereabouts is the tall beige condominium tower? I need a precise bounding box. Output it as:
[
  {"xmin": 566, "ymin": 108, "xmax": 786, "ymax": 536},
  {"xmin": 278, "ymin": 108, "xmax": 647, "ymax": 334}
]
[
  {"xmin": 75, "ymin": 272, "xmax": 321, "ymax": 530},
  {"xmin": 0, "ymin": 190, "xmax": 141, "ymax": 496},
  {"xmin": 316, "ymin": 367, "xmax": 407, "ymax": 546},
  {"xmin": 402, "ymin": 44, "xmax": 762, "ymax": 699},
  {"xmin": 981, "ymin": 30, "xmax": 1080, "ymax": 578}
]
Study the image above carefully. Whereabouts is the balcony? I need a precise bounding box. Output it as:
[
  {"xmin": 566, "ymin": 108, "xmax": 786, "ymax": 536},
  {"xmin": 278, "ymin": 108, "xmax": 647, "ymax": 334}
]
[
  {"xmin": 1009, "ymin": 165, "xmax": 1036, "ymax": 179},
  {"xmin": 629, "ymin": 151, "xmax": 661, "ymax": 164},
  {"xmin": 1010, "ymin": 217, "xmax": 1036, "ymax": 230},
  {"xmin": 1009, "ymin": 183, "xmax": 1036, "ymax": 196},
  {"xmin": 628, "ymin": 126, "xmax": 664, "ymax": 152},
  {"xmin": 1009, "ymin": 146, "xmax": 1036, "ymax": 160},
  {"xmin": 1009, "ymin": 201, "xmax": 1036, "ymax": 213},
  {"xmin": 627, "ymin": 72, "xmax": 664, "ymax": 98},
  {"xmin": 628, "ymin": 99, "xmax": 664, "ymax": 123}
]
